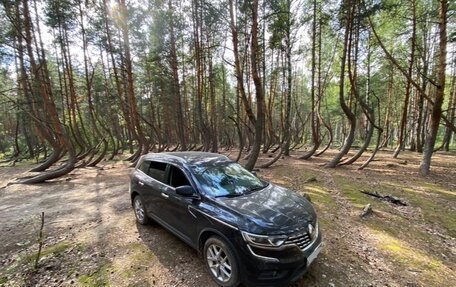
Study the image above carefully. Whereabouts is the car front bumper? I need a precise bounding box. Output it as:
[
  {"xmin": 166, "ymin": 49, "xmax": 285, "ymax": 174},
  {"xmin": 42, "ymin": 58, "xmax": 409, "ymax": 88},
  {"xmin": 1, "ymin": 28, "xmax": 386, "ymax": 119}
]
[{"xmin": 236, "ymin": 228, "xmax": 322, "ymax": 286}]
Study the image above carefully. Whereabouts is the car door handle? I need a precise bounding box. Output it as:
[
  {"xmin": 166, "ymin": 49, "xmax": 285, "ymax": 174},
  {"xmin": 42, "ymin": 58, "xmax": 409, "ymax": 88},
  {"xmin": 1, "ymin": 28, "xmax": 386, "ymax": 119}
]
[
  {"xmin": 138, "ymin": 181, "xmax": 144, "ymax": 186},
  {"xmin": 161, "ymin": 192, "xmax": 169, "ymax": 199}
]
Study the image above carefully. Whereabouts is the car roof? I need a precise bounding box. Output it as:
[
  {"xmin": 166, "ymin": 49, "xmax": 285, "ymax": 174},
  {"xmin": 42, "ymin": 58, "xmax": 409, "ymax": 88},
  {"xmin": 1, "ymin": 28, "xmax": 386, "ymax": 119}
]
[{"xmin": 140, "ymin": 152, "xmax": 232, "ymax": 167}]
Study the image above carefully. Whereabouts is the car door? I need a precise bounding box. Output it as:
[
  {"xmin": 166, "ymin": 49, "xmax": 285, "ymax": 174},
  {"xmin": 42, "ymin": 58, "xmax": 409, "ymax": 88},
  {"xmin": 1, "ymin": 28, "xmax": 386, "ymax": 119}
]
[
  {"xmin": 138, "ymin": 160, "xmax": 169, "ymax": 217},
  {"xmin": 159, "ymin": 165, "xmax": 199, "ymax": 246}
]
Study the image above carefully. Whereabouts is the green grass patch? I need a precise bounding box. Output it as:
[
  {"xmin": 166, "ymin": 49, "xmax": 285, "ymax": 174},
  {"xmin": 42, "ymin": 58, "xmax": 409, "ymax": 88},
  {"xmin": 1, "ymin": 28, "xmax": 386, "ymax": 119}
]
[
  {"xmin": 78, "ymin": 263, "xmax": 112, "ymax": 287},
  {"xmin": 370, "ymin": 228, "xmax": 448, "ymax": 285},
  {"xmin": 401, "ymin": 187, "xmax": 456, "ymax": 237},
  {"xmin": 301, "ymin": 185, "xmax": 336, "ymax": 207},
  {"xmin": 363, "ymin": 214, "xmax": 448, "ymax": 260},
  {"xmin": 26, "ymin": 242, "xmax": 71, "ymax": 264},
  {"xmin": 114, "ymin": 242, "xmax": 155, "ymax": 280},
  {"xmin": 11, "ymin": 241, "xmax": 72, "ymax": 268},
  {"xmin": 0, "ymin": 276, "xmax": 8, "ymax": 284},
  {"xmin": 39, "ymin": 242, "xmax": 71, "ymax": 258},
  {"xmin": 129, "ymin": 242, "xmax": 155, "ymax": 263},
  {"xmin": 332, "ymin": 175, "xmax": 393, "ymax": 209},
  {"xmin": 422, "ymin": 182, "xmax": 455, "ymax": 200}
]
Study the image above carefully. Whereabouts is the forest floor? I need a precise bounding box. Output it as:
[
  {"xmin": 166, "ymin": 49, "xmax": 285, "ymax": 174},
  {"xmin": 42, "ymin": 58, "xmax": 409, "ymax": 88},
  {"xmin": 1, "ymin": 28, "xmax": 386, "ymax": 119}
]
[{"xmin": 0, "ymin": 149, "xmax": 455, "ymax": 287}]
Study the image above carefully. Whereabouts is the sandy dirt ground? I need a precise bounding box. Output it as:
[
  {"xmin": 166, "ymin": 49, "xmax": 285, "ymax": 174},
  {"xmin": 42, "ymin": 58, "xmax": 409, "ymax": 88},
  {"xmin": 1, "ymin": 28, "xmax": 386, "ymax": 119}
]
[{"xmin": 0, "ymin": 150, "xmax": 455, "ymax": 287}]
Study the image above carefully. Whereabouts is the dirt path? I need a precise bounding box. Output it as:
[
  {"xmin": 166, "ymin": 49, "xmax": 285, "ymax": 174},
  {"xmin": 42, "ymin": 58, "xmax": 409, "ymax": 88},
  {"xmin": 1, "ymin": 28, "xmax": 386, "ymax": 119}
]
[{"xmin": 0, "ymin": 150, "xmax": 455, "ymax": 287}]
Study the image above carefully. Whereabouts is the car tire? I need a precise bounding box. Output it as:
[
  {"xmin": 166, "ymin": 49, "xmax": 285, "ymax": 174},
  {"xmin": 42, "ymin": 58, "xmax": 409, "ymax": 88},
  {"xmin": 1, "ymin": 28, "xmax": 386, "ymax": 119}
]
[
  {"xmin": 203, "ymin": 236, "xmax": 240, "ymax": 287},
  {"xmin": 133, "ymin": 195, "xmax": 150, "ymax": 225}
]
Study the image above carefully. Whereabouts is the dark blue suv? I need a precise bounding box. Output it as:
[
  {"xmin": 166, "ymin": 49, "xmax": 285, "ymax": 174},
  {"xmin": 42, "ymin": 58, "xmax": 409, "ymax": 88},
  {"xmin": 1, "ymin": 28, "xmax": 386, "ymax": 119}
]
[{"xmin": 130, "ymin": 152, "xmax": 322, "ymax": 287}]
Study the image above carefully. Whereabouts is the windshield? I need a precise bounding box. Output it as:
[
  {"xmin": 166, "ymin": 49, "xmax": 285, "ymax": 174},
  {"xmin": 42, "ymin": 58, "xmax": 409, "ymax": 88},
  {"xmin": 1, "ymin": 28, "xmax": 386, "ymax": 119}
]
[{"xmin": 193, "ymin": 162, "xmax": 267, "ymax": 197}]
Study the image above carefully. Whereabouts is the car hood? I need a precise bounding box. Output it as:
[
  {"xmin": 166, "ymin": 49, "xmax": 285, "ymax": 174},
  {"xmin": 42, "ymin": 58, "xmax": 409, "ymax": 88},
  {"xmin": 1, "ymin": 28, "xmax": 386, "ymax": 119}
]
[{"xmin": 216, "ymin": 183, "xmax": 316, "ymax": 235}]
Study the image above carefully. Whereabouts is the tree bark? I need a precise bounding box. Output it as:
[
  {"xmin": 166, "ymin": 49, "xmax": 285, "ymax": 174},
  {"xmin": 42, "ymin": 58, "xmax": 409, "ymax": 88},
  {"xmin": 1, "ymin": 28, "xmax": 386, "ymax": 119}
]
[
  {"xmin": 326, "ymin": 0, "xmax": 356, "ymax": 168},
  {"xmin": 245, "ymin": 0, "xmax": 265, "ymax": 171},
  {"xmin": 419, "ymin": 0, "xmax": 447, "ymax": 175},
  {"xmin": 393, "ymin": 0, "xmax": 416, "ymax": 158}
]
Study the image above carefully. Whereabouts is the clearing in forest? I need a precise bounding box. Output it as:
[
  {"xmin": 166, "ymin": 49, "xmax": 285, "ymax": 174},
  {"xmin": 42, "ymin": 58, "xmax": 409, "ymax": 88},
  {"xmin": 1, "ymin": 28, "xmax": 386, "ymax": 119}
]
[{"xmin": 0, "ymin": 150, "xmax": 455, "ymax": 287}]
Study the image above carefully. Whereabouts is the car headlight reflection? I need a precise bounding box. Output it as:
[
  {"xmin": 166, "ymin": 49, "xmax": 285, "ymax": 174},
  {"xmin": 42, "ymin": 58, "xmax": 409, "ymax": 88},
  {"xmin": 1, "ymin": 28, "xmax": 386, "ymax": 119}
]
[{"xmin": 241, "ymin": 231, "xmax": 288, "ymax": 247}]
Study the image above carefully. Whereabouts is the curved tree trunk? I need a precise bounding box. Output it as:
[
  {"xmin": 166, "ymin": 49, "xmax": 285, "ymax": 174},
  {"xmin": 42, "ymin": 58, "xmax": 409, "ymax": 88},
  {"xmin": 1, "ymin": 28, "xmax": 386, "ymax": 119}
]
[
  {"xmin": 326, "ymin": 1, "xmax": 356, "ymax": 168},
  {"xmin": 339, "ymin": 119, "xmax": 374, "ymax": 166},
  {"xmin": 314, "ymin": 115, "xmax": 333, "ymax": 157},
  {"xmin": 88, "ymin": 139, "xmax": 108, "ymax": 167},
  {"xmin": 17, "ymin": 0, "xmax": 76, "ymax": 183},
  {"xmin": 29, "ymin": 148, "xmax": 62, "ymax": 172},
  {"xmin": 340, "ymin": 28, "xmax": 376, "ymax": 166},
  {"xmin": 20, "ymin": 148, "xmax": 76, "ymax": 184},
  {"xmin": 359, "ymin": 128, "xmax": 383, "ymax": 170},
  {"xmin": 259, "ymin": 145, "xmax": 283, "ymax": 168}
]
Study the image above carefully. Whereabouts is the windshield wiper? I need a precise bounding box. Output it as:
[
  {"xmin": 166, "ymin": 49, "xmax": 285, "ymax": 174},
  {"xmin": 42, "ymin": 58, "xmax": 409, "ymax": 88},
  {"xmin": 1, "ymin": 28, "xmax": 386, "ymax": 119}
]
[
  {"xmin": 215, "ymin": 193, "xmax": 243, "ymax": 198},
  {"xmin": 248, "ymin": 183, "xmax": 269, "ymax": 192}
]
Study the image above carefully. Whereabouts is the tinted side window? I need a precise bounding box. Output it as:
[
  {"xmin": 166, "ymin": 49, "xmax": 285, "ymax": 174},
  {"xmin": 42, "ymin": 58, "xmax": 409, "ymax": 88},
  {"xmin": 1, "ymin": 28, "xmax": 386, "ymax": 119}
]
[
  {"xmin": 147, "ymin": 161, "xmax": 167, "ymax": 183},
  {"xmin": 169, "ymin": 166, "xmax": 190, "ymax": 188},
  {"xmin": 138, "ymin": 160, "xmax": 150, "ymax": 174}
]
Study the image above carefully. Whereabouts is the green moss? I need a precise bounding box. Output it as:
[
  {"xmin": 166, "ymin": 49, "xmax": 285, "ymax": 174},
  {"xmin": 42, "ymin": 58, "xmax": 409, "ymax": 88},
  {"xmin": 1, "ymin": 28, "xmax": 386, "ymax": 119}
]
[
  {"xmin": 0, "ymin": 276, "xmax": 7, "ymax": 284},
  {"xmin": 382, "ymin": 242, "xmax": 403, "ymax": 253},
  {"xmin": 41, "ymin": 242, "xmax": 71, "ymax": 257},
  {"xmin": 376, "ymin": 231, "xmax": 443, "ymax": 270},
  {"xmin": 370, "ymin": 227, "xmax": 450, "ymax": 285},
  {"xmin": 24, "ymin": 242, "xmax": 71, "ymax": 264},
  {"xmin": 333, "ymin": 175, "xmax": 379, "ymax": 206},
  {"xmin": 112, "ymin": 243, "xmax": 155, "ymax": 280},
  {"xmin": 422, "ymin": 182, "xmax": 455, "ymax": 200},
  {"xmin": 78, "ymin": 264, "xmax": 111, "ymax": 287},
  {"xmin": 378, "ymin": 180, "xmax": 455, "ymax": 237},
  {"xmin": 402, "ymin": 187, "xmax": 456, "ymax": 237},
  {"xmin": 335, "ymin": 175, "xmax": 456, "ymax": 238},
  {"xmin": 129, "ymin": 243, "xmax": 155, "ymax": 262}
]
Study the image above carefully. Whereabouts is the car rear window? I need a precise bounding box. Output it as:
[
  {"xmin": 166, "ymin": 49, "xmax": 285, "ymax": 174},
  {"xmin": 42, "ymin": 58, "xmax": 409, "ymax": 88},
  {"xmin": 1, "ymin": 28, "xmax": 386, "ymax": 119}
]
[
  {"xmin": 147, "ymin": 161, "xmax": 167, "ymax": 183},
  {"xmin": 138, "ymin": 160, "xmax": 150, "ymax": 174}
]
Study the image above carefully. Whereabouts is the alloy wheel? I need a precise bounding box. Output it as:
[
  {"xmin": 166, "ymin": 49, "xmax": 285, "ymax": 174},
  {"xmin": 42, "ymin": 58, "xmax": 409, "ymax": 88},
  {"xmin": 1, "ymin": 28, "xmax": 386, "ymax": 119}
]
[
  {"xmin": 134, "ymin": 197, "xmax": 145, "ymax": 222},
  {"xmin": 206, "ymin": 243, "xmax": 232, "ymax": 283}
]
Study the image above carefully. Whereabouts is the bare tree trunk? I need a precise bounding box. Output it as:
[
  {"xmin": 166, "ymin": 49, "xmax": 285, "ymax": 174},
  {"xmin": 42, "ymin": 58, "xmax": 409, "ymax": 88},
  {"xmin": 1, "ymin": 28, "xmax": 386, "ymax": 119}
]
[
  {"xmin": 341, "ymin": 26, "xmax": 377, "ymax": 166},
  {"xmin": 77, "ymin": 0, "xmax": 107, "ymax": 167},
  {"xmin": 168, "ymin": 0, "xmax": 186, "ymax": 151},
  {"xmin": 300, "ymin": 0, "xmax": 321, "ymax": 159},
  {"xmin": 283, "ymin": 0, "xmax": 293, "ymax": 156},
  {"xmin": 19, "ymin": 0, "xmax": 75, "ymax": 183},
  {"xmin": 118, "ymin": 0, "xmax": 146, "ymax": 161},
  {"xmin": 381, "ymin": 65, "xmax": 394, "ymax": 148},
  {"xmin": 393, "ymin": 0, "xmax": 416, "ymax": 158},
  {"xmin": 443, "ymin": 59, "xmax": 455, "ymax": 151},
  {"xmin": 420, "ymin": 0, "xmax": 447, "ymax": 175},
  {"xmin": 326, "ymin": 0, "xmax": 356, "ymax": 168},
  {"xmin": 245, "ymin": 0, "xmax": 265, "ymax": 171},
  {"xmin": 229, "ymin": 0, "xmax": 256, "ymax": 127}
]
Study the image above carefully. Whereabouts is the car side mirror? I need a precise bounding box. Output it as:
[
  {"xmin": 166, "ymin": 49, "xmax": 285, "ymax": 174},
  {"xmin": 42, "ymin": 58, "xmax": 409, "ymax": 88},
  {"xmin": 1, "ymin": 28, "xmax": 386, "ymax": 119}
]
[{"xmin": 176, "ymin": 185, "xmax": 197, "ymax": 197}]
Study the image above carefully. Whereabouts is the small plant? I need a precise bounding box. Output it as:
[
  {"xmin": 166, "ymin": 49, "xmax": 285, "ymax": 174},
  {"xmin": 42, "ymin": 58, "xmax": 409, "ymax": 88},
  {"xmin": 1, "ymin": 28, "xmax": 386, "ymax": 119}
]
[{"xmin": 34, "ymin": 212, "xmax": 45, "ymax": 270}]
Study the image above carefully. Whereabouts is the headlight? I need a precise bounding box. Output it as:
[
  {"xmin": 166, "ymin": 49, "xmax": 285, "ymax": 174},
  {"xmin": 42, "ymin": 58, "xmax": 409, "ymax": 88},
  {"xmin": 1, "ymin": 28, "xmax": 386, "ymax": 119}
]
[
  {"xmin": 241, "ymin": 231, "xmax": 288, "ymax": 247},
  {"xmin": 309, "ymin": 220, "xmax": 318, "ymax": 240}
]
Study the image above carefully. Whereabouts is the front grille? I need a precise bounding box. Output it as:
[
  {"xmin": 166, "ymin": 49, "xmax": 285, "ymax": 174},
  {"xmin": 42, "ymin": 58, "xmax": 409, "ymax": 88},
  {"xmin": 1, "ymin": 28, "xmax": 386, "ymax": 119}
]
[{"xmin": 284, "ymin": 232, "xmax": 312, "ymax": 250}]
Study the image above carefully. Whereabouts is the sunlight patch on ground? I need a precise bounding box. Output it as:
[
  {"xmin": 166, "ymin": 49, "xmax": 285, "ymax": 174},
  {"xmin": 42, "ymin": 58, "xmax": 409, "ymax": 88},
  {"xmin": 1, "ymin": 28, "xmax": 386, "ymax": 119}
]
[
  {"xmin": 370, "ymin": 228, "xmax": 453, "ymax": 285},
  {"xmin": 422, "ymin": 183, "xmax": 456, "ymax": 198},
  {"xmin": 303, "ymin": 185, "xmax": 330, "ymax": 195}
]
